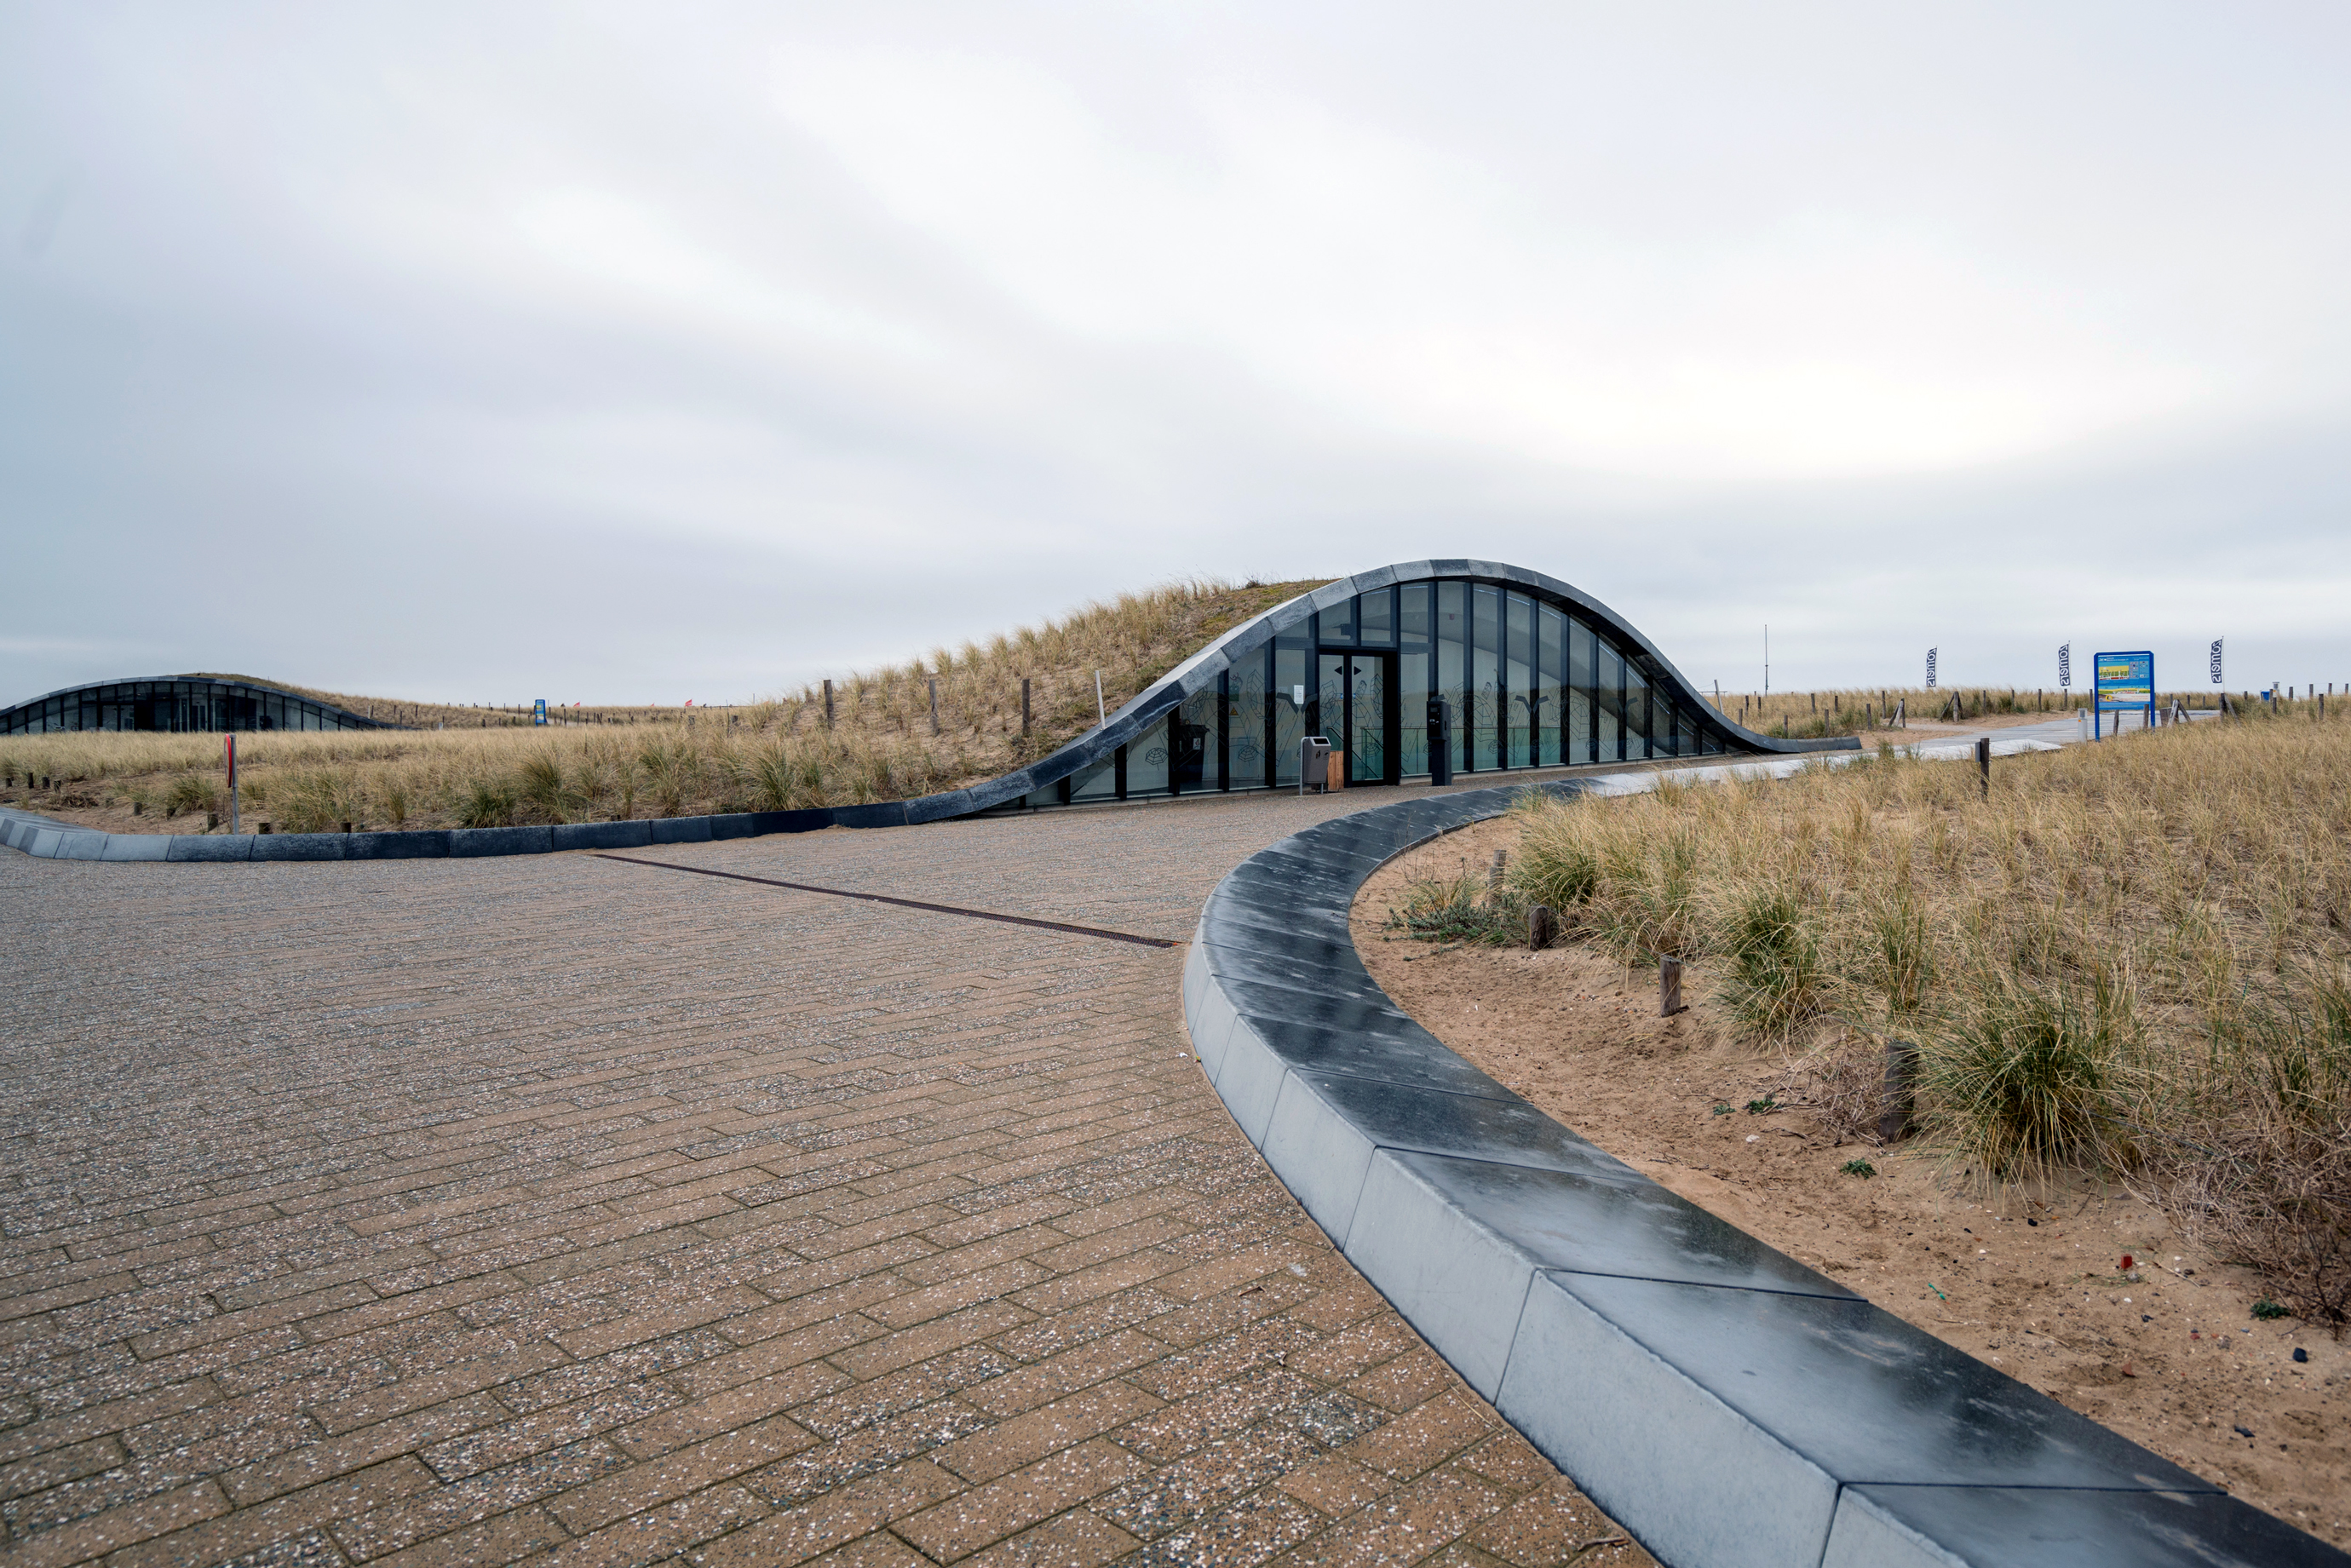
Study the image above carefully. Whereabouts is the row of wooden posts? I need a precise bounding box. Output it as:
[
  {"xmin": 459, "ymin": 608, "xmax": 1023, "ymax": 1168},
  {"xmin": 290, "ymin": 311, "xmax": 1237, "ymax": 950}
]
[{"xmin": 815, "ymin": 676, "xmax": 1040, "ymax": 738}]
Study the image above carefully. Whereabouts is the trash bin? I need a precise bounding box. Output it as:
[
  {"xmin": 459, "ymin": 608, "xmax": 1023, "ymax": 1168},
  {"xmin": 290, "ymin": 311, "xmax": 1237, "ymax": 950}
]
[{"xmin": 1299, "ymin": 735, "xmax": 1331, "ymax": 795}]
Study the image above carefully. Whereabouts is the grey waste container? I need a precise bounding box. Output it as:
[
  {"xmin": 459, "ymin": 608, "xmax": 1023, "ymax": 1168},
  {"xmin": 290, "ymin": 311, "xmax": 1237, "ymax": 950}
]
[{"xmin": 1299, "ymin": 736, "xmax": 1331, "ymax": 795}]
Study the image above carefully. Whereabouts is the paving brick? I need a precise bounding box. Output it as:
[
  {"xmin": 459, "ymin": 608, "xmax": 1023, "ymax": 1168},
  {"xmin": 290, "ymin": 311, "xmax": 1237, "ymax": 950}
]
[
  {"xmin": 364, "ymin": 1502, "xmax": 569, "ymax": 1568},
  {"xmin": 1276, "ymin": 1453, "xmax": 1398, "ymax": 1518},
  {"xmin": 1469, "ymin": 1477, "xmax": 1636, "ymax": 1568},
  {"xmin": 533, "ymin": 1481, "xmax": 766, "ymax": 1568},
  {"xmin": 544, "ymin": 1416, "xmax": 815, "ymax": 1534},
  {"xmin": 687, "ymin": 1462, "xmax": 957, "ymax": 1568},
  {"xmin": 611, "ymin": 1364, "xmax": 845, "ymax": 1462},
  {"xmin": 1342, "ymin": 1393, "xmax": 1497, "ymax": 1482},
  {"xmin": 746, "ymin": 1402, "xmax": 990, "ymax": 1510},
  {"xmin": 892, "ymin": 1439, "xmax": 1141, "ymax": 1563},
  {"xmin": 930, "ymin": 1383, "xmax": 1162, "ymax": 1486},
  {"xmin": 0, "ymin": 795, "xmax": 1647, "ymax": 1568},
  {"xmin": 0, "ymin": 1479, "xmax": 227, "ymax": 1568},
  {"xmin": 1120, "ymin": 1489, "xmax": 1322, "ymax": 1568},
  {"xmin": 951, "ymin": 1508, "xmax": 1140, "ymax": 1568}
]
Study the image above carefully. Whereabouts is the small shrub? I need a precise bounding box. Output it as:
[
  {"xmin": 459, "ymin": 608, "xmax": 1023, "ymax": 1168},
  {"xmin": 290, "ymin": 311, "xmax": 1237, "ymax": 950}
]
[
  {"xmin": 1720, "ymin": 887, "xmax": 1825, "ymax": 1037},
  {"xmin": 518, "ymin": 755, "xmax": 568, "ymax": 823},
  {"xmin": 1917, "ymin": 977, "xmax": 2124, "ymax": 1186},
  {"xmin": 1385, "ymin": 874, "xmax": 1526, "ymax": 945},
  {"xmin": 1840, "ymin": 1158, "xmax": 1877, "ymax": 1178},
  {"xmin": 459, "ymin": 778, "xmax": 517, "ymax": 829},
  {"xmin": 1512, "ymin": 809, "xmax": 1598, "ymax": 910},
  {"xmin": 2252, "ymin": 1298, "xmax": 2290, "ymax": 1319},
  {"xmin": 1871, "ymin": 898, "xmax": 1934, "ymax": 1016},
  {"xmin": 163, "ymin": 773, "xmax": 218, "ymax": 818}
]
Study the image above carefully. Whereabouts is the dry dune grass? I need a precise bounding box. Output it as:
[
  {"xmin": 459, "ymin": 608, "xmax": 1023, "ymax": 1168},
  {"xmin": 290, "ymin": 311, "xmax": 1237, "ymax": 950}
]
[
  {"xmin": 2, "ymin": 577, "xmax": 1322, "ymax": 832},
  {"xmin": 1710, "ymin": 683, "xmax": 2338, "ymax": 741},
  {"xmin": 1505, "ymin": 710, "xmax": 2351, "ymax": 1326}
]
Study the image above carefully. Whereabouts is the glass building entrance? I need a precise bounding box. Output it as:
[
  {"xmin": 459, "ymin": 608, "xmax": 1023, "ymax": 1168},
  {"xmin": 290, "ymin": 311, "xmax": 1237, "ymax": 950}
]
[
  {"xmin": 1317, "ymin": 652, "xmax": 1393, "ymax": 785},
  {"xmin": 1028, "ymin": 570, "xmax": 1739, "ymax": 811}
]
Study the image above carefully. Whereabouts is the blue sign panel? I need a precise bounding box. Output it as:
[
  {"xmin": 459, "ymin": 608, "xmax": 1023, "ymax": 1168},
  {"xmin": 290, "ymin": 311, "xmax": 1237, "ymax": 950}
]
[
  {"xmin": 2095, "ymin": 652, "xmax": 2153, "ymax": 710},
  {"xmin": 2093, "ymin": 650, "xmax": 2153, "ymax": 739},
  {"xmin": 533, "ymin": 698, "xmax": 548, "ymax": 726}
]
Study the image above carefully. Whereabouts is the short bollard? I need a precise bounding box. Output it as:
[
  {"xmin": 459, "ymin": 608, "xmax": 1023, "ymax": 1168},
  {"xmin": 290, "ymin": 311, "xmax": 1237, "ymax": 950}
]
[
  {"xmin": 1974, "ymin": 736, "xmax": 1991, "ymax": 798},
  {"xmin": 1880, "ymin": 1040, "xmax": 1919, "ymax": 1142},
  {"xmin": 1658, "ymin": 955, "xmax": 1686, "ymax": 1016},
  {"xmin": 1527, "ymin": 905, "xmax": 1555, "ymax": 951}
]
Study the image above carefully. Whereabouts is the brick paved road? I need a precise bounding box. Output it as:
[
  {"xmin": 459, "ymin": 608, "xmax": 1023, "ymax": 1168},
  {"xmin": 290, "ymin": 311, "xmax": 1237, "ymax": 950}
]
[{"xmin": 0, "ymin": 792, "xmax": 1648, "ymax": 1568}]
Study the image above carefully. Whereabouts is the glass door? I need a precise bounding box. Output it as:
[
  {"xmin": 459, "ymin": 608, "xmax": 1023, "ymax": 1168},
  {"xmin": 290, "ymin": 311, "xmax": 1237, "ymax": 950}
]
[
  {"xmin": 1318, "ymin": 652, "xmax": 1394, "ymax": 785},
  {"xmin": 1348, "ymin": 654, "xmax": 1388, "ymax": 783}
]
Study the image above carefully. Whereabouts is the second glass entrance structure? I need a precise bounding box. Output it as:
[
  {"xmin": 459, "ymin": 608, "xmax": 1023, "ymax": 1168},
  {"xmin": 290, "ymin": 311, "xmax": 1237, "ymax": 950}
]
[{"xmin": 1032, "ymin": 571, "xmax": 1735, "ymax": 807}]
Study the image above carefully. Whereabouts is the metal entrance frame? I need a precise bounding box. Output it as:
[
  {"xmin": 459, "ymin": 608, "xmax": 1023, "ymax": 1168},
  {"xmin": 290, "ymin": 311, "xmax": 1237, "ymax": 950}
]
[{"xmin": 1314, "ymin": 650, "xmax": 1399, "ymax": 787}]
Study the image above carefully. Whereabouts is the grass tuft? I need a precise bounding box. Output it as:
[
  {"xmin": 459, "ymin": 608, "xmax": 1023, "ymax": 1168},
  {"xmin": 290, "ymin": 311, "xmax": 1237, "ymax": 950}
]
[{"xmin": 1499, "ymin": 718, "xmax": 2351, "ymax": 1321}]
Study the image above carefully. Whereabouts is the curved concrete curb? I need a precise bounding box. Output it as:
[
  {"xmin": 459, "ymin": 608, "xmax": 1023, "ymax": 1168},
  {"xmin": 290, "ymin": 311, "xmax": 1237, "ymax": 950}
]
[
  {"xmin": 1181, "ymin": 784, "xmax": 2345, "ymax": 1568},
  {"xmin": 0, "ymin": 807, "xmax": 840, "ymax": 864}
]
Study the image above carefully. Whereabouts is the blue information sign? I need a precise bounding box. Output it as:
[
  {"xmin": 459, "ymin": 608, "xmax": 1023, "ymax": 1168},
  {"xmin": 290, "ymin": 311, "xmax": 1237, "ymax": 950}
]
[
  {"xmin": 2092, "ymin": 651, "xmax": 2153, "ymax": 739},
  {"xmin": 533, "ymin": 698, "xmax": 548, "ymax": 726}
]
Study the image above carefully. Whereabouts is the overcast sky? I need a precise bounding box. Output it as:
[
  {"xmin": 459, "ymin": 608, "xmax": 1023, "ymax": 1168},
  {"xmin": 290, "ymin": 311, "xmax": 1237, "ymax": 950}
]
[{"xmin": 6, "ymin": 2, "xmax": 2349, "ymax": 705}]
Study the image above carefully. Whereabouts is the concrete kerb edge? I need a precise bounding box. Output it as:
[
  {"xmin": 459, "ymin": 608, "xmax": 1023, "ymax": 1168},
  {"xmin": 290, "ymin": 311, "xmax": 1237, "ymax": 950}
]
[
  {"xmin": 1179, "ymin": 780, "xmax": 2344, "ymax": 1568},
  {"xmin": 0, "ymin": 806, "xmax": 835, "ymax": 864}
]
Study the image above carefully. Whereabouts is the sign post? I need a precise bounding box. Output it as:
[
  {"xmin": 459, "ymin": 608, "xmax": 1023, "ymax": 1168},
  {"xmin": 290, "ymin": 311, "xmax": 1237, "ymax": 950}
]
[
  {"xmin": 533, "ymin": 699, "xmax": 548, "ymax": 727},
  {"xmin": 2057, "ymin": 644, "xmax": 2071, "ymax": 703},
  {"xmin": 1926, "ymin": 648, "xmax": 1938, "ymax": 690},
  {"xmin": 2094, "ymin": 651, "xmax": 2155, "ymax": 740},
  {"xmin": 2210, "ymin": 639, "xmax": 2224, "ymax": 690}
]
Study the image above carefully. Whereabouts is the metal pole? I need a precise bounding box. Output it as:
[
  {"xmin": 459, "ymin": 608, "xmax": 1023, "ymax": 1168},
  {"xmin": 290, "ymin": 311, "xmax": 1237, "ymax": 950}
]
[
  {"xmin": 227, "ymin": 734, "xmax": 239, "ymax": 835},
  {"xmin": 823, "ymin": 680, "xmax": 833, "ymax": 729},
  {"xmin": 1095, "ymin": 671, "xmax": 1107, "ymax": 727},
  {"xmin": 929, "ymin": 677, "xmax": 940, "ymax": 737},
  {"xmin": 1020, "ymin": 678, "xmax": 1031, "ymax": 737}
]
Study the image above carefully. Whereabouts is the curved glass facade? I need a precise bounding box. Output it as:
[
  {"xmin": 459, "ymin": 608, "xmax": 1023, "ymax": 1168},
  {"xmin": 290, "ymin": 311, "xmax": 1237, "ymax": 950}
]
[
  {"xmin": 1027, "ymin": 573, "xmax": 1733, "ymax": 807},
  {"xmin": 0, "ymin": 677, "xmax": 391, "ymax": 735}
]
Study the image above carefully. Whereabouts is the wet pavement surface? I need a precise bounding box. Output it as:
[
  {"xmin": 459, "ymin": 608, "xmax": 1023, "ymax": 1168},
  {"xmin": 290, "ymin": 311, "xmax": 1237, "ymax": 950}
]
[{"xmin": 0, "ymin": 788, "xmax": 1651, "ymax": 1568}]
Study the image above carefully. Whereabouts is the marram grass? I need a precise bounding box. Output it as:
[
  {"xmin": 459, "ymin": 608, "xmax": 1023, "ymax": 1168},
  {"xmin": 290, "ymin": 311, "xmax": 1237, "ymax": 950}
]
[{"xmin": 1507, "ymin": 716, "xmax": 2351, "ymax": 1324}]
